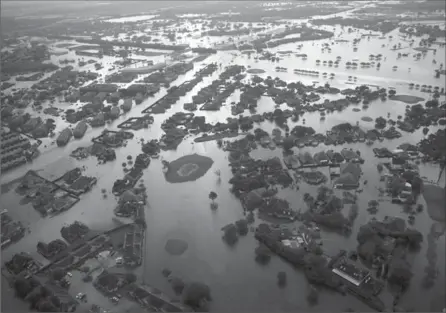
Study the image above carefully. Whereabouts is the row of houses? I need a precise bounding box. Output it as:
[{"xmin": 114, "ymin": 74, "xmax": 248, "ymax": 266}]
[
  {"xmin": 1, "ymin": 128, "xmax": 32, "ymax": 172},
  {"xmin": 1, "ymin": 209, "xmax": 26, "ymax": 249},
  {"xmin": 332, "ymin": 162, "xmax": 362, "ymax": 189},
  {"xmin": 122, "ymin": 225, "xmax": 144, "ymax": 267},
  {"xmin": 284, "ymin": 148, "xmax": 363, "ymax": 169},
  {"xmin": 127, "ymin": 283, "xmax": 192, "ymax": 312}
]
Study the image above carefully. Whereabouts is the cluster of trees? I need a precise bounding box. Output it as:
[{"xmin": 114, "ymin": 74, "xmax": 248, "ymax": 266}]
[
  {"xmin": 182, "ymin": 282, "xmax": 212, "ymax": 311},
  {"xmin": 76, "ymin": 38, "xmax": 187, "ymax": 51},
  {"xmin": 13, "ymin": 278, "xmax": 60, "ymax": 312}
]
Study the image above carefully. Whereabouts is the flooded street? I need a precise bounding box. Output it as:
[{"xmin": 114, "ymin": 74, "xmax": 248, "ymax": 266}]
[{"xmin": 1, "ymin": 3, "xmax": 445, "ymax": 312}]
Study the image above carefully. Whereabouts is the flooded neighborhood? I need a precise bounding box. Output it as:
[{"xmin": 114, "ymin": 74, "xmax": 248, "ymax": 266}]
[{"xmin": 1, "ymin": 1, "xmax": 445, "ymax": 312}]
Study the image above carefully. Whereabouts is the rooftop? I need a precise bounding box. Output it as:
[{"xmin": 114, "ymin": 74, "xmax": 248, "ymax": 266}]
[{"xmin": 332, "ymin": 258, "xmax": 370, "ymax": 286}]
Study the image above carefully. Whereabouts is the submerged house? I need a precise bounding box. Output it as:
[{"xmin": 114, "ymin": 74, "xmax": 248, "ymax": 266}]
[
  {"xmin": 298, "ymin": 152, "xmax": 315, "ymax": 166},
  {"xmin": 56, "ymin": 128, "xmax": 73, "ymax": 147},
  {"xmin": 313, "ymin": 151, "xmax": 329, "ymax": 165},
  {"xmin": 243, "ymin": 187, "xmax": 267, "ymax": 211},
  {"xmin": 334, "ymin": 162, "xmax": 361, "ymax": 189},
  {"xmin": 90, "ymin": 112, "xmax": 105, "ymax": 128},
  {"xmin": 341, "ymin": 148, "xmax": 361, "ymax": 162},
  {"xmin": 283, "ymin": 154, "xmax": 300, "ymax": 169},
  {"xmin": 22, "ymin": 117, "xmax": 43, "ymax": 133},
  {"xmin": 73, "ymin": 120, "xmax": 88, "ymax": 139},
  {"xmin": 326, "ymin": 150, "xmax": 344, "ymax": 164}
]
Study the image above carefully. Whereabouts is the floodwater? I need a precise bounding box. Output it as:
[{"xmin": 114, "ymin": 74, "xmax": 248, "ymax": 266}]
[
  {"xmin": 1, "ymin": 20, "xmax": 446, "ymax": 313},
  {"xmin": 105, "ymin": 14, "xmax": 159, "ymax": 23}
]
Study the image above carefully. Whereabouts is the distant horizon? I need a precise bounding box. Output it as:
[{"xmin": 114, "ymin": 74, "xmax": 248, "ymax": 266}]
[{"xmin": 0, "ymin": 0, "xmax": 195, "ymax": 18}]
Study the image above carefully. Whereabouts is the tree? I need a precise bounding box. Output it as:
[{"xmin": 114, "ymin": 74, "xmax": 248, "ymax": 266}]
[
  {"xmin": 388, "ymin": 259, "xmax": 413, "ymax": 291},
  {"xmin": 390, "ymin": 176, "xmax": 405, "ymax": 197},
  {"xmin": 316, "ymin": 185, "xmax": 332, "ymax": 202},
  {"xmin": 313, "ymin": 246, "xmax": 323, "ymax": 255},
  {"xmin": 14, "ymin": 278, "xmax": 33, "ymax": 299},
  {"xmin": 51, "ymin": 268, "xmax": 66, "ymax": 281},
  {"xmin": 377, "ymin": 163, "xmax": 384, "ymax": 172},
  {"xmin": 404, "ymin": 229, "xmax": 423, "ymax": 248},
  {"xmin": 26, "ymin": 287, "xmax": 44, "ymax": 310},
  {"xmin": 235, "ymin": 219, "xmax": 248, "ymax": 236},
  {"xmin": 182, "ymin": 282, "xmax": 212, "ymax": 310},
  {"xmin": 37, "ymin": 242, "xmax": 48, "ymax": 254},
  {"xmin": 37, "ymin": 299, "xmax": 58, "ymax": 312},
  {"xmin": 282, "ymin": 137, "xmax": 295, "ymax": 151},
  {"xmin": 356, "ymin": 224, "xmax": 377, "ymax": 244},
  {"xmin": 170, "ymin": 276, "xmax": 185, "ymax": 295},
  {"xmin": 83, "ymin": 275, "xmax": 93, "ymax": 282},
  {"xmin": 307, "ymin": 285, "xmax": 319, "ymax": 305},
  {"xmin": 223, "ymin": 224, "xmax": 238, "ymax": 245},
  {"xmin": 255, "ymin": 245, "xmax": 271, "ymax": 265},
  {"xmin": 209, "ymin": 191, "xmax": 217, "ymax": 203},
  {"xmin": 410, "ymin": 176, "xmax": 423, "ymax": 194},
  {"xmin": 125, "ymin": 273, "xmax": 137, "ymax": 283}
]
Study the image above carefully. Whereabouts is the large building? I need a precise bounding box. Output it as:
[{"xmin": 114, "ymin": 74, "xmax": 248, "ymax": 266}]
[
  {"xmin": 332, "ymin": 259, "xmax": 370, "ymax": 286},
  {"xmin": 331, "ymin": 257, "xmax": 384, "ymax": 297}
]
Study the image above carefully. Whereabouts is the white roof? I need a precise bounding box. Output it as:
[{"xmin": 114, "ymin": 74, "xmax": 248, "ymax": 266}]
[{"xmin": 332, "ymin": 268, "xmax": 362, "ymax": 286}]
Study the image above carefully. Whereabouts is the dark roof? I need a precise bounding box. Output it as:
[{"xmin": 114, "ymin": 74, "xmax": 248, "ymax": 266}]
[
  {"xmin": 340, "ymin": 162, "xmax": 361, "ymax": 178},
  {"xmin": 341, "ymin": 148, "xmax": 358, "ymax": 159},
  {"xmin": 314, "ymin": 151, "xmax": 329, "ymax": 162},
  {"xmin": 335, "ymin": 173, "xmax": 359, "ymax": 185}
]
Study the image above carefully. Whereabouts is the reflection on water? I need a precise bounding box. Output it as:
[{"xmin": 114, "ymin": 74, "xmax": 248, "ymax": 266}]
[
  {"xmin": 1, "ymin": 21, "xmax": 445, "ymax": 312},
  {"xmin": 105, "ymin": 15, "xmax": 159, "ymax": 23}
]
